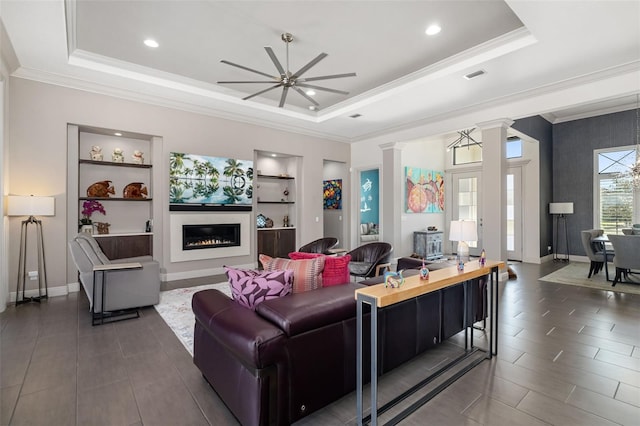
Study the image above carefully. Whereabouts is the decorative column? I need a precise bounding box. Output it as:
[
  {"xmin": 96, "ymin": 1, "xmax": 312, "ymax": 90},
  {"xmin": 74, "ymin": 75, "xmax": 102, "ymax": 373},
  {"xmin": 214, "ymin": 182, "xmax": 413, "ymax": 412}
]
[
  {"xmin": 379, "ymin": 142, "xmax": 405, "ymax": 256},
  {"xmin": 478, "ymin": 119, "xmax": 513, "ymax": 264}
]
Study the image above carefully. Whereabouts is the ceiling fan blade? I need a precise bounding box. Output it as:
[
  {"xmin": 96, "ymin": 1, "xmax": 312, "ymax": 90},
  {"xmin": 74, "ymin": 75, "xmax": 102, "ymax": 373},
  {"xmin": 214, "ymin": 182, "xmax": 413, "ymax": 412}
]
[
  {"xmin": 264, "ymin": 47, "xmax": 286, "ymax": 76},
  {"xmin": 297, "ymin": 83, "xmax": 349, "ymax": 95},
  {"xmin": 278, "ymin": 86, "xmax": 289, "ymax": 108},
  {"xmin": 218, "ymin": 81, "xmax": 280, "ymax": 84},
  {"xmin": 243, "ymin": 83, "xmax": 283, "ymax": 101},
  {"xmin": 220, "ymin": 60, "xmax": 278, "ymax": 79},
  {"xmin": 299, "ymin": 72, "xmax": 357, "ymax": 82},
  {"xmin": 292, "ymin": 53, "xmax": 328, "ymax": 78},
  {"xmin": 292, "ymin": 87, "xmax": 319, "ymax": 106}
]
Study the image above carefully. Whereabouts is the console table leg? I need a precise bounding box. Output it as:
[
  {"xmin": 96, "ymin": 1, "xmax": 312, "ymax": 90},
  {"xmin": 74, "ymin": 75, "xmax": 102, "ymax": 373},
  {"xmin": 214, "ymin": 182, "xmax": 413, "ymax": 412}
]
[{"xmin": 356, "ymin": 296, "xmax": 363, "ymax": 425}]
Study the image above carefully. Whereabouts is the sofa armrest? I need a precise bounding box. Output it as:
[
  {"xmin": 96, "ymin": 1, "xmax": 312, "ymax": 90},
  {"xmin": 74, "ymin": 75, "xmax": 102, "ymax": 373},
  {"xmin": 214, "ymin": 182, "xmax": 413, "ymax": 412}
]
[{"xmin": 192, "ymin": 289, "xmax": 286, "ymax": 369}]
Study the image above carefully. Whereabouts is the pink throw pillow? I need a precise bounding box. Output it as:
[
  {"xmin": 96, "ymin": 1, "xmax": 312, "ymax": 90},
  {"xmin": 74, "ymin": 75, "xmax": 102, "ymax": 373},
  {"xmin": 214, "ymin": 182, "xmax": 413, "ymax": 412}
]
[
  {"xmin": 288, "ymin": 252, "xmax": 351, "ymax": 286},
  {"xmin": 259, "ymin": 254, "xmax": 325, "ymax": 293},
  {"xmin": 224, "ymin": 267, "xmax": 293, "ymax": 310}
]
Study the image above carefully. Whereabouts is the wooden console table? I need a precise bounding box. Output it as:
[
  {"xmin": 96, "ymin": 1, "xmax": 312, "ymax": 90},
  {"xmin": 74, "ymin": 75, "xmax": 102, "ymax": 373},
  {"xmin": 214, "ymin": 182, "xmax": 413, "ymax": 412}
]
[{"xmin": 355, "ymin": 259, "xmax": 504, "ymax": 425}]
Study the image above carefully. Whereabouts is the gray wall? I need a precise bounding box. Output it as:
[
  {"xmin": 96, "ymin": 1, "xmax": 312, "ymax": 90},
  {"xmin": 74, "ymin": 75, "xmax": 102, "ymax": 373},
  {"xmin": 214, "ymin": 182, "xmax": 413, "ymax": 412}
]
[
  {"xmin": 551, "ymin": 109, "xmax": 636, "ymax": 256},
  {"xmin": 512, "ymin": 115, "xmax": 553, "ymax": 258}
]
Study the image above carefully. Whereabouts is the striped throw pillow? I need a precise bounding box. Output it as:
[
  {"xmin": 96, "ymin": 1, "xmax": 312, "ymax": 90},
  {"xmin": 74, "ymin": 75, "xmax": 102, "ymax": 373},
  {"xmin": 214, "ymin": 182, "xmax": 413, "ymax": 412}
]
[{"xmin": 259, "ymin": 254, "xmax": 325, "ymax": 293}]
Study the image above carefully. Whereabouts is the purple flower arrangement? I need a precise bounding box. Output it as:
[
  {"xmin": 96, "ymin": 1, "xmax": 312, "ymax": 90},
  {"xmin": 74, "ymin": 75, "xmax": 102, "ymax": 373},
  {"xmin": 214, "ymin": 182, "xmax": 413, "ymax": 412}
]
[{"xmin": 80, "ymin": 200, "xmax": 105, "ymax": 224}]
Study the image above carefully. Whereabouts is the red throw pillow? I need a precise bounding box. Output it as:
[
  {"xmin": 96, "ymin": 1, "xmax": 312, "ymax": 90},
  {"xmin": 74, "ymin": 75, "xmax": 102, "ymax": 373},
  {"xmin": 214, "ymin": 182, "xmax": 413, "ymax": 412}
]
[
  {"xmin": 288, "ymin": 252, "xmax": 351, "ymax": 286},
  {"xmin": 259, "ymin": 254, "xmax": 325, "ymax": 293}
]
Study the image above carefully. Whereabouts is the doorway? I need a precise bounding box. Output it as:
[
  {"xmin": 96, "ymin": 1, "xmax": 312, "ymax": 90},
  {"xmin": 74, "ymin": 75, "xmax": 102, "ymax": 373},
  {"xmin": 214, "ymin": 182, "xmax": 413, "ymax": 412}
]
[
  {"xmin": 323, "ymin": 160, "xmax": 347, "ymax": 248},
  {"xmin": 507, "ymin": 167, "xmax": 523, "ymax": 261},
  {"xmin": 451, "ymin": 171, "xmax": 482, "ymax": 256}
]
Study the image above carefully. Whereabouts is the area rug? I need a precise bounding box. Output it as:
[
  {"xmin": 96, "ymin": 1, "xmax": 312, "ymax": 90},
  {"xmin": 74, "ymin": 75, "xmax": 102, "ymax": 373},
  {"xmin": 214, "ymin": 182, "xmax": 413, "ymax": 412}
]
[
  {"xmin": 154, "ymin": 282, "xmax": 231, "ymax": 355},
  {"xmin": 539, "ymin": 262, "xmax": 640, "ymax": 295}
]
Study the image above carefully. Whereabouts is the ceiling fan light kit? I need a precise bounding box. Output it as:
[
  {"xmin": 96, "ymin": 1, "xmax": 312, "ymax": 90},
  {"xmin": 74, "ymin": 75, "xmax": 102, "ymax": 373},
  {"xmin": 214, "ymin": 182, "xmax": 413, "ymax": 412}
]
[{"xmin": 218, "ymin": 32, "xmax": 356, "ymax": 109}]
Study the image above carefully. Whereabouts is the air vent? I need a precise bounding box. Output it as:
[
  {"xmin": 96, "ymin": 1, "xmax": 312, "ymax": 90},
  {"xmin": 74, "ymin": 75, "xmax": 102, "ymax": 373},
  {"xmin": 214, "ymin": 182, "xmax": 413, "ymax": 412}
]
[
  {"xmin": 349, "ymin": 114, "xmax": 362, "ymax": 118},
  {"xmin": 463, "ymin": 70, "xmax": 486, "ymax": 80}
]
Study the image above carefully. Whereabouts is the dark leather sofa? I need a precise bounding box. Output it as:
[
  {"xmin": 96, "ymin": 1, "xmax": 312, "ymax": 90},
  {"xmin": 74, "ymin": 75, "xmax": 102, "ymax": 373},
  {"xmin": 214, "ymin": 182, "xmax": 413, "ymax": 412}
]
[{"xmin": 192, "ymin": 263, "xmax": 487, "ymax": 426}]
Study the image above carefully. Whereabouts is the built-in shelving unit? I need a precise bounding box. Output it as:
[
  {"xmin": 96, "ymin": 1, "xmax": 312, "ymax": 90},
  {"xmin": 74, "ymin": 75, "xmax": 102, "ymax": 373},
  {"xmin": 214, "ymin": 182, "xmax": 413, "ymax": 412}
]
[
  {"xmin": 75, "ymin": 126, "xmax": 155, "ymax": 259},
  {"xmin": 255, "ymin": 152, "xmax": 300, "ymax": 259}
]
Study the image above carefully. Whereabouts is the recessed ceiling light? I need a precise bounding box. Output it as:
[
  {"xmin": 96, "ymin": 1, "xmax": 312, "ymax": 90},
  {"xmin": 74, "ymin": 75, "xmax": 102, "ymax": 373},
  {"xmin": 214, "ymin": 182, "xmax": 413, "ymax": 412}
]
[
  {"xmin": 114, "ymin": 132, "xmax": 122, "ymax": 136},
  {"xmin": 425, "ymin": 24, "xmax": 441, "ymax": 36},
  {"xmin": 305, "ymin": 90, "xmax": 316, "ymax": 96},
  {"xmin": 309, "ymin": 105, "xmax": 317, "ymax": 111},
  {"xmin": 271, "ymin": 153, "xmax": 277, "ymax": 157},
  {"xmin": 144, "ymin": 39, "xmax": 159, "ymax": 48}
]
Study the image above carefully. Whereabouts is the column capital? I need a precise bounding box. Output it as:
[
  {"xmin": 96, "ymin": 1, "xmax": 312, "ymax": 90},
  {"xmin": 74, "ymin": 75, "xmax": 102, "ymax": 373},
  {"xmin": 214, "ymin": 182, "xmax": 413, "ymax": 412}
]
[
  {"xmin": 476, "ymin": 118, "xmax": 514, "ymax": 131},
  {"xmin": 379, "ymin": 142, "xmax": 406, "ymax": 151}
]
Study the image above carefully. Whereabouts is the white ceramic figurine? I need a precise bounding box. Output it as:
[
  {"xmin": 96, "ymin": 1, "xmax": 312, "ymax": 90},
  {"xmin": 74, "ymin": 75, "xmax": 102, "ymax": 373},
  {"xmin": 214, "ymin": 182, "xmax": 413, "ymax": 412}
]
[
  {"xmin": 90, "ymin": 145, "xmax": 103, "ymax": 161},
  {"xmin": 112, "ymin": 147, "xmax": 124, "ymax": 163},
  {"xmin": 131, "ymin": 150, "xmax": 144, "ymax": 164}
]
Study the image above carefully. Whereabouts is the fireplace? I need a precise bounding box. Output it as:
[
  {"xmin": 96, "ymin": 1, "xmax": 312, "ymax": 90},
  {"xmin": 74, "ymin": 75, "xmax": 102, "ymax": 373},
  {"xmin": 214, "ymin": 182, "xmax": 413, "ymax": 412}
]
[
  {"xmin": 171, "ymin": 213, "xmax": 250, "ymax": 262},
  {"xmin": 182, "ymin": 223, "xmax": 240, "ymax": 251}
]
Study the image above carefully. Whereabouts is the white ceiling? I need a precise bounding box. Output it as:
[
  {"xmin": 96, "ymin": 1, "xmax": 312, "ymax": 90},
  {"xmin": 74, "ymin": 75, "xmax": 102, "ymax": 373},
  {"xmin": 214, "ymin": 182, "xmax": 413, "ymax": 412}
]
[{"xmin": 1, "ymin": 0, "xmax": 639, "ymax": 143}]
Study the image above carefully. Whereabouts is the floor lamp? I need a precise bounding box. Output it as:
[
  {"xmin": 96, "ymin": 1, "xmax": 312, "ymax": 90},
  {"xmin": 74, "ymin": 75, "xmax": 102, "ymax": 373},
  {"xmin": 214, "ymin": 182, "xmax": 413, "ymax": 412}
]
[
  {"xmin": 449, "ymin": 220, "xmax": 477, "ymax": 262},
  {"xmin": 550, "ymin": 202, "xmax": 573, "ymax": 262},
  {"xmin": 8, "ymin": 195, "xmax": 55, "ymax": 305}
]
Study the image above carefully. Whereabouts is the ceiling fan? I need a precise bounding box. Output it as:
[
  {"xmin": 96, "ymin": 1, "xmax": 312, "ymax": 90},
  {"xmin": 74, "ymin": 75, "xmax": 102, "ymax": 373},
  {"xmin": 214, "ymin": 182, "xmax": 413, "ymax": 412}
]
[{"xmin": 217, "ymin": 33, "xmax": 356, "ymax": 109}]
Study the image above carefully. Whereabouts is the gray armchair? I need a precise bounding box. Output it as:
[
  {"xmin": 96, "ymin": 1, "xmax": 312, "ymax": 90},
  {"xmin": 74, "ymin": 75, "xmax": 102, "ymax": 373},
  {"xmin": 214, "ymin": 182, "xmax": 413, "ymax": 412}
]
[
  {"xmin": 607, "ymin": 234, "xmax": 640, "ymax": 287},
  {"xmin": 580, "ymin": 229, "xmax": 613, "ymax": 278},
  {"xmin": 68, "ymin": 233, "xmax": 160, "ymax": 324}
]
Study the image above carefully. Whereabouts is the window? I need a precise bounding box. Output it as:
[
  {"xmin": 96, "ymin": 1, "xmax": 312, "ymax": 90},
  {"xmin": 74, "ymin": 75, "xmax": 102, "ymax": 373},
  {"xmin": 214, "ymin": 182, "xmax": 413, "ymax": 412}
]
[
  {"xmin": 595, "ymin": 146, "xmax": 639, "ymax": 234},
  {"xmin": 453, "ymin": 144, "xmax": 482, "ymax": 164},
  {"xmin": 453, "ymin": 137, "xmax": 522, "ymax": 165},
  {"xmin": 506, "ymin": 138, "xmax": 522, "ymax": 159}
]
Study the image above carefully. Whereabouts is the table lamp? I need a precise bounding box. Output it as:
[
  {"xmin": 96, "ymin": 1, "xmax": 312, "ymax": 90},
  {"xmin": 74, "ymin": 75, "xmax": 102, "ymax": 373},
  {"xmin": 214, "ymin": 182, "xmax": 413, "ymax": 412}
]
[
  {"xmin": 449, "ymin": 220, "xmax": 477, "ymax": 262},
  {"xmin": 8, "ymin": 195, "xmax": 55, "ymax": 305}
]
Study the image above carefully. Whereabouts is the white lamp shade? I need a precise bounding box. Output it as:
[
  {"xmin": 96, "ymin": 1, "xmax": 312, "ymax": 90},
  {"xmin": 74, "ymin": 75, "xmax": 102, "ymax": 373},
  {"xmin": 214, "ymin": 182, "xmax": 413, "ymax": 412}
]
[
  {"xmin": 549, "ymin": 202, "xmax": 573, "ymax": 215},
  {"xmin": 8, "ymin": 195, "xmax": 55, "ymax": 217},
  {"xmin": 449, "ymin": 220, "xmax": 478, "ymax": 242}
]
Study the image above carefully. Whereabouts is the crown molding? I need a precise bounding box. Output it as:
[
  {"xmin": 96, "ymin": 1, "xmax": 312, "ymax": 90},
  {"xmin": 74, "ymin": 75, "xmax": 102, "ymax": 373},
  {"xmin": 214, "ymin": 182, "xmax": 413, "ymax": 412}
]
[
  {"xmin": 316, "ymin": 27, "xmax": 537, "ymax": 122},
  {"xmin": 10, "ymin": 66, "xmax": 352, "ymax": 143},
  {"xmin": 349, "ymin": 61, "xmax": 640, "ymax": 143}
]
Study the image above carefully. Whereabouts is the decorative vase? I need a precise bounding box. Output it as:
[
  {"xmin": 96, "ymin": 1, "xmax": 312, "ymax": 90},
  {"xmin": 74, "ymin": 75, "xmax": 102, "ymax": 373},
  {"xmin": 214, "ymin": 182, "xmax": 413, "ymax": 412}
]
[
  {"xmin": 95, "ymin": 222, "xmax": 110, "ymax": 235},
  {"xmin": 80, "ymin": 224, "xmax": 93, "ymax": 235}
]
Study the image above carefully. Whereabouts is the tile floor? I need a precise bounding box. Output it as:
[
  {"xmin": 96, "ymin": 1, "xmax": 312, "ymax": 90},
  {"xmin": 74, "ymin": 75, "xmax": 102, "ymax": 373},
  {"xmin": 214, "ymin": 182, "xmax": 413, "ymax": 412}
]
[{"xmin": 1, "ymin": 262, "xmax": 639, "ymax": 425}]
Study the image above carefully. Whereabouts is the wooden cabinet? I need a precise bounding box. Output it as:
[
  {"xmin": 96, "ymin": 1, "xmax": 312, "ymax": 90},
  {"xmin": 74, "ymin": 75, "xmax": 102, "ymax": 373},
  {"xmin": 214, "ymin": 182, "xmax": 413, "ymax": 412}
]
[
  {"xmin": 257, "ymin": 228, "xmax": 296, "ymax": 261},
  {"xmin": 413, "ymin": 231, "xmax": 444, "ymax": 260},
  {"xmin": 95, "ymin": 234, "xmax": 152, "ymax": 260}
]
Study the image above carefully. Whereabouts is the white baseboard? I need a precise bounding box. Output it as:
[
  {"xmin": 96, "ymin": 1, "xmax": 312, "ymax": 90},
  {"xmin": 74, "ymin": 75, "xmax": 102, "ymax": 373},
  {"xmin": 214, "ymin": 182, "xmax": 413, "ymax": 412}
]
[
  {"xmin": 9, "ymin": 283, "xmax": 80, "ymax": 303},
  {"xmin": 161, "ymin": 262, "xmax": 256, "ymax": 282}
]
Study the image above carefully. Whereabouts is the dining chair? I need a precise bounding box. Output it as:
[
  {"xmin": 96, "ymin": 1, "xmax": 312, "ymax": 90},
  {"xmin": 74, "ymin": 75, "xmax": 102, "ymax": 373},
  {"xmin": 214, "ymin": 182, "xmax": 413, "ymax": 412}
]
[
  {"xmin": 607, "ymin": 234, "xmax": 640, "ymax": 286},
  {"xmin": 580, "ymin": 229, "xmax": 613, "ymax": 278}
]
